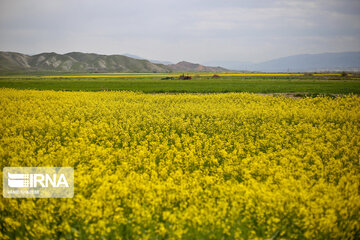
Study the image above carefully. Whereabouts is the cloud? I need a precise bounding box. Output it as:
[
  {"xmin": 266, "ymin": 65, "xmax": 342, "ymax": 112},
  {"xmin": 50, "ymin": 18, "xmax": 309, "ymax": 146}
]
[{"xmin": 0, "ymin": 0, "xmax": 359, "ymax": 62}]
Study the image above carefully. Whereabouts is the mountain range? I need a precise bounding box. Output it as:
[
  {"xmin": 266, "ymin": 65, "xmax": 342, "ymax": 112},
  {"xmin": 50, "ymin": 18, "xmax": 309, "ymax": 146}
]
[
  {"xmin": 1, "ymin": 51, "xmax": 359, "ymax": 73},
  {"xmin": 203, "ymin": 52, "xmax": 360, "ymax": 72},
  {"xmin": 0, "ymin": 51, "xmax": 228, "ymax": 73}
]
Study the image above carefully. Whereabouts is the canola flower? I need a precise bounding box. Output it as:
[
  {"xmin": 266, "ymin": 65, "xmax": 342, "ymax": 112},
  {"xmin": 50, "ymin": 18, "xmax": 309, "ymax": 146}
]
[
  {"xmin": 0, "ymin": 72, "xmax": 347, "ymax": 79},
  {"xmin": 0, "ymin": 88, "xmax": 359, "ymax": 239}
]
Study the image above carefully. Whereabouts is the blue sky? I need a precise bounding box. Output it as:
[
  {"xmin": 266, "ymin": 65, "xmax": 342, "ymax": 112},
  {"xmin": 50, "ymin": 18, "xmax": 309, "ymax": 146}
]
[{"xmin": 0, "ymin": 0, "xmax": 359, "ymax": 63}]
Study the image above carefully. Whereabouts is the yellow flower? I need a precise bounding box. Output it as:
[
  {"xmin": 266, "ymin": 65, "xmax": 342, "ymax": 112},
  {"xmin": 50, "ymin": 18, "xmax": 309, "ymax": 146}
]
[{"xmin": 0, "ymin": 89, "xmax": 359, "ymax": 239}]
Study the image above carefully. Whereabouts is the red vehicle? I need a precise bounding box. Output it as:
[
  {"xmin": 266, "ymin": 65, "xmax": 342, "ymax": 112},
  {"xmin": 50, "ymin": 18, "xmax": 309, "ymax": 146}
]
[{"xmin": 179, "ymin": 74, "xmax": 191, "ymax": 80}]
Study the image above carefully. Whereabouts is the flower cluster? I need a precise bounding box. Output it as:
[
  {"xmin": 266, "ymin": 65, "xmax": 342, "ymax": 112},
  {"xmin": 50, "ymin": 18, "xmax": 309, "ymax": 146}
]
[
  {"xmin": 0, "ymin": 89, "xmax": 359, "ymax": 239},
  {"xmin": 0, "ymin": 72, "xmax": 346, "ymax": 79}
]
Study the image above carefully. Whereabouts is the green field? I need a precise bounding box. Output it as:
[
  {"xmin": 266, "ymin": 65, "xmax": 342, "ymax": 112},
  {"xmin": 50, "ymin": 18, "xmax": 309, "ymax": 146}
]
[{"xmin": 0, "ymin": 74, "xmax": 360, "ymax": 94}]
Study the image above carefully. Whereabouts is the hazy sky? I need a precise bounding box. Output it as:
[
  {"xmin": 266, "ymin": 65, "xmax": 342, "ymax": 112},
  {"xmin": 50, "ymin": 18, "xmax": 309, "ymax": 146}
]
[{"xmin": 0, "ymin": 0, "xmax": 359, "ymax": 63}]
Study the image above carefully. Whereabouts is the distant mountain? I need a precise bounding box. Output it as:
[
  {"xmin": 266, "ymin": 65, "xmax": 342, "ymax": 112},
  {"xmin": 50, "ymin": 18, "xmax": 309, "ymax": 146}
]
[
  {"xmin": 123, "ymin": 53, "xmax": 173, "ymax": 65},
  {"xmin": 203, "ymin": 52, "xmax": 360, "ymax": 72},
  {"xmin": 149, "ymin": 59, "xmax": 173, "ymax": 65},
  {"xmin": 122, "ymin": 53, "xmax": 144, "ymax": 60},
  {"xmin": 202, "ymin": 60, "xmax": 253, "ymax": 71},
  {"xmin": 0, "ymin": 51, "xmax": 229, "ymax": 73},
  {"xmin": 168, "ymin": 61, "xmax": 229, "ymax": 72},
  {"xmin": 252, "ymin": 52, "xmax": 360, "ymax": 72}
]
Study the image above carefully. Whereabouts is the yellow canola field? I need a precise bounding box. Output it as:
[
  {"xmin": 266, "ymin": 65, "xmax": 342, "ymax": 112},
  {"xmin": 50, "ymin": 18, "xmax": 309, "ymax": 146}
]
[
  {"xmin": 0, "ymin": 89, "xmax": 359, "ymax": 239},
  {"xmin": 39, "ymin": 72, "xmax": 343, "ymax": 78},
  {"xmin": 0, "ymin": 72, "xmax": 346, "ymax": 79}
]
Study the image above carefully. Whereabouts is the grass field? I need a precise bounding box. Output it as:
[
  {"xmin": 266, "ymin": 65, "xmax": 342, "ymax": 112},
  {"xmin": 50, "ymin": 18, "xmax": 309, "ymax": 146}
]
[{"xmin": 0, "ymin": 73, "xmax": 359, "ymax": 94}]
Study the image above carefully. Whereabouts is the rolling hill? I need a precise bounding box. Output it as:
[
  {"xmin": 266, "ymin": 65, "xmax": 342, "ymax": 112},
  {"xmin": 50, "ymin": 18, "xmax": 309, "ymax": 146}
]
[{"xmin": 0, "ymin": 51, "xmax": 229, "ymax": 73}]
